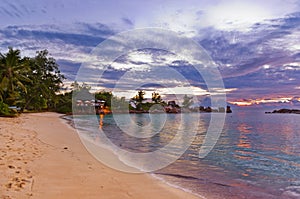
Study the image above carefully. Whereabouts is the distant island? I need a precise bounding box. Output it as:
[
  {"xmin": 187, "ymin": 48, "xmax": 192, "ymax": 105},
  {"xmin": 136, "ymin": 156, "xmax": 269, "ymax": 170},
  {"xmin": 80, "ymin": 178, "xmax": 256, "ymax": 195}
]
[{"xmin": 265, "ymin": 109, "xmax": 300, "ymax": 114}]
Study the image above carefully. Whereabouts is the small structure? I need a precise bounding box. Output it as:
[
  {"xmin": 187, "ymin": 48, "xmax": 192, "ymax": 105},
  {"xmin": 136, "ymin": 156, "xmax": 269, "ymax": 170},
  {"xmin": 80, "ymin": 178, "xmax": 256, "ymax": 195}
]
[
  {"xmin": 74, "ymin": 99, "xmax": 111, "ymax": 115},
  {"xmin": 95, "ymin": 100, "xmax": 106, "ymax": 114}
]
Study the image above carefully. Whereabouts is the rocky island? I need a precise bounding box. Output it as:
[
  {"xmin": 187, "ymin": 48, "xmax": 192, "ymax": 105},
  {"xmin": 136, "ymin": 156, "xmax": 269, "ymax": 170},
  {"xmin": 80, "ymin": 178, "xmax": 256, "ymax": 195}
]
[{"xmin": 265, "ymin": 109, "xmax": 300, "ymax": 114}]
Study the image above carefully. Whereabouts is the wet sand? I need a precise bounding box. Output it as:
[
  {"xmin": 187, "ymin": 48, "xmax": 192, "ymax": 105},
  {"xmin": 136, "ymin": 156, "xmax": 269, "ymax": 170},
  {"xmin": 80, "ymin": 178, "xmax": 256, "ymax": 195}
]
[{"xmin": 0, "ymin": 112, "xmax": 201, "ymax": 199}]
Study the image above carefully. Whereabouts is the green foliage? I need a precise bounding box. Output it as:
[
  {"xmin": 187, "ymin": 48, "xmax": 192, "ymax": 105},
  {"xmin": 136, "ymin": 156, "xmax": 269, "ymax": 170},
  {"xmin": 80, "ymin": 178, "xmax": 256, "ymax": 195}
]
[
  {"xmin": 132, "ymin": 90, "xmax": 145, "ymax": 103},
  {"xmin": 95, "ymin": 91, "xmax": 113, "ymax": 108},
  {"xmin": 55, "ymin": 92, "xmax": 72, "ymax": 114},
  {"xmin": 140, "ymin": 102, "xmax": 153, "ymax": 111},
  {"xmin": 0, "ymin": 47, "xmax": 30, "ymax": 105},
  {"xmin": 71, "ymin": 82, "xmax": 93, "ymax": 102},
  {"xmin": 0, "ymin": 101, "xmax": 16, "ymax": 116},
  {"xmin": 182, "ymin": 95, "xmax": 193, "ymax": 109},
  {"xmin": 0, "ymin": 47, "xmax": 186, "ymax": 116},
  {"xmin": 71, "ymin": 81, "xmax": 91, "ymax": 91},
  {"xmin": 21, "ymin": 50, "xmax": 64, "ymax": 111},
  {"xmin": 111, "ymin": 96, "xmax": 129, "ymax": 111},
  {"xmin": 0, "ymin": 48, "xmax": 64, "ymax": 112},
  {"xmin": 152, "ymin": 92, "xmax": 162, "ymax": 103}
]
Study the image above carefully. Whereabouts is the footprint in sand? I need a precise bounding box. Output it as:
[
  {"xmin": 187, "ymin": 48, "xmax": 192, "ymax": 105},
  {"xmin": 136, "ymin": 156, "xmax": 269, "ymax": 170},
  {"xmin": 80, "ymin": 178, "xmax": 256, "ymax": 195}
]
[
  {"xmin": 5, "ymin": 183, "xmax": 12, "ymax": 189},
  {"xmin": 16, "ymin": 182, "xmax": 26, "ymax": 188}
]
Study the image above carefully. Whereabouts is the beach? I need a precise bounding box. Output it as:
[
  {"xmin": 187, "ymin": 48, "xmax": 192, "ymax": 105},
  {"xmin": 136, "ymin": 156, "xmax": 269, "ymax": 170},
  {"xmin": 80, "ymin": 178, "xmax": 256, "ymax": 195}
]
[{"xmin": 0, "ymin": 112, "xmax": 200, "ymax": 199}]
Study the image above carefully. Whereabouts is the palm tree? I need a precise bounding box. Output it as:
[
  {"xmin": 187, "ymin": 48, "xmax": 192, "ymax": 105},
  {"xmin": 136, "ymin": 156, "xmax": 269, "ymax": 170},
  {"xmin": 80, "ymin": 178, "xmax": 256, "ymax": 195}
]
[
  {"xmin": 152, "ymin": 92, "xmax": 162, "ymax": 103},
  {"xmin": 0, "ymin": 47, "xmax": 30, "ymax": 105},
  {"xmin": 137, "ymin": 90, "xmax": 145, "ymax": 103}
]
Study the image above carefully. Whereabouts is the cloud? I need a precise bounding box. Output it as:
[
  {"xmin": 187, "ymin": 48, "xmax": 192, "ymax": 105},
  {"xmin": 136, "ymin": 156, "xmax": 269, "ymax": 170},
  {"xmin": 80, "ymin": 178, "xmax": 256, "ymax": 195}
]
[
  {"xmin": 0, "ymin": 24, "xmax": 111, "ymax": 46},
  {"xmin": 122, "ymin": 17, "xmax": 134, "ymax": 27},
  {"xmin": 199, "ymin": 12, "xmax": 300, "ymax": 81},
  {"xmin": 229, "ymin": 96, "xmax": 300, "ymax": 108},
  {"xmin": 0, "ymin": 23, "xmax": 117, "ymax": 82},
  {"xmin": 129, "ymin": 0, "xmax": 300, "ymax": 36},
  {"xmin": 0, "ymin": 2, "xmax": 299, "ymax": 105},
  {"xmin": 201, "ymin": 0, "xmax": 299, "ymax": 31}
]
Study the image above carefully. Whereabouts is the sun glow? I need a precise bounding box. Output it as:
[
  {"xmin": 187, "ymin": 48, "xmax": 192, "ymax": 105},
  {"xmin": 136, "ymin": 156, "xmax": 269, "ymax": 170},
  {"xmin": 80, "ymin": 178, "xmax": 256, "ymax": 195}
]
[
  {"xmin": 231, "ymin": 101, "xmax": 253, "ymax": 106},
  {"xmin": 230, "ymin": 97, "xmax": 297, "ymax": 106}
]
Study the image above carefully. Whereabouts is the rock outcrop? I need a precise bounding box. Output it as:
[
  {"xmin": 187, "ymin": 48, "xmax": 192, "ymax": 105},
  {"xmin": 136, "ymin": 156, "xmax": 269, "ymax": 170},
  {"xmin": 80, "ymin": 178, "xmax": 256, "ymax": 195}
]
[{"xmin": 265, "ymin": 109, "xmax": 300, "ymax": 114}]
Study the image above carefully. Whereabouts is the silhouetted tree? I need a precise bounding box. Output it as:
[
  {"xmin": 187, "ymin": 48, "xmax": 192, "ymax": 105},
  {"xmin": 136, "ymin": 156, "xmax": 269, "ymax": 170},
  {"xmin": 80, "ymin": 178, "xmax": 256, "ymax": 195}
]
[
  {"xmin": 152, "ymin": 92, "xmax": 162, "ymax": 103},
  {"xmin": 132, "ymin": 90, "xmax": 145, "ymax": 103}
]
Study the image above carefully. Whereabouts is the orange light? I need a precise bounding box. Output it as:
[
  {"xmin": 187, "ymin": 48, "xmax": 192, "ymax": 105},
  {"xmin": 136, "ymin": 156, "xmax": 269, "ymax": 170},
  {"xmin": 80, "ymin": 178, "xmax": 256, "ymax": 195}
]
[
  {"xmin": 229, "ymin": 101, "xmax": 253, "ymax": 106},
  {"xmin": 229, "ymin": 96, "xmax": 295, "ymax": 106}
]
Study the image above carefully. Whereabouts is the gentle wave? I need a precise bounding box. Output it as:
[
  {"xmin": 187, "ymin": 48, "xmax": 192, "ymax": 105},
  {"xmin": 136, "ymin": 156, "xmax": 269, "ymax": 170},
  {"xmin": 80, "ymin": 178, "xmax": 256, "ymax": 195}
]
[
  {"xmin": 150, "ymin": 173, "xmax": 207, "ymax": 199},
  {"xmin": 63, "ymin": 111, "xmax": 300, "ymax": 198}
]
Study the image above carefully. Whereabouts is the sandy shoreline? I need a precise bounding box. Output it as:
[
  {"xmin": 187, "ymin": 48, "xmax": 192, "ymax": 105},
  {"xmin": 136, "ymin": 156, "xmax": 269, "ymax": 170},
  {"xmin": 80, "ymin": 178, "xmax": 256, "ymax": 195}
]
[{"xmin": 0, "ymin": 112, "xmax": 201, "ymax": 199}]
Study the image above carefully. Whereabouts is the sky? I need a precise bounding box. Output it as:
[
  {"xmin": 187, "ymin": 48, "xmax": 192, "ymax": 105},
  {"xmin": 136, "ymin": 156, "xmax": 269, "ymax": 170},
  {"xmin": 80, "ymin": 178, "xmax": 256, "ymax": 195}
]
[{"xmin": 0, "ymin": 0, "xmax": 299, "ymax": 108}]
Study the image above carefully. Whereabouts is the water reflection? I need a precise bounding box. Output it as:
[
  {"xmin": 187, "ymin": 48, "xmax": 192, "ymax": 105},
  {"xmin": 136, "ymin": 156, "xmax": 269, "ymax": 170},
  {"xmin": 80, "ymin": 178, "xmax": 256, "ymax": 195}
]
[
  {"xmin": 234, "ymin": 123, "xmax": 253, "ymax": 161},
  {"xmin": 99, "ymin": 114, "xmax": 104, "ymax": 129},
  {"xmin": 75, "ymin": 111, "xmax": 300, "ymax": 198},
  {"xmin": 256, "ymin": 115, "xmax": 300, "ymax": 155},
  {"xmin": 281, "ymin": 119, "xmax": 300, "ymax": 155}
]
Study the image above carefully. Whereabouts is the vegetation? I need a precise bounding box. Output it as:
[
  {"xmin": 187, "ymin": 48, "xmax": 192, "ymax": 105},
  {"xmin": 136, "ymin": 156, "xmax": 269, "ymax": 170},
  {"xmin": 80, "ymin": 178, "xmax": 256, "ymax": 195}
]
[
  {"xmin": 129, "ymin": 90, "xmax": 167, "ymax": 112},
  {"xmin": 0, "ymin": 47, "xmax": 232, "ymax": 116},
  {"xmin": 21, "ymin": 50, "xmax": 64, "ymax": 111},
  {"xmin": 182, "ymin": 94, "xmax": 193, "ymax": 109},
  {"xmin": 132, "ymin": 90, "xmax": 145, "ymax": 103},
  {"xmin": 55, "ymin": 92, "xmax": 73, "ymax": 114},
  {"xmin": 58, "ymin": 82, "xmax": 94, "ymax": 114},
  {"xmin": 95, "ymin": 91, "xmax": 113, "ymax": 108},
  {"xmin": 152, "ymin": 92, "xmax": 162, "ymax": 103},
  {"xmin": 0, "ymin": 48, "xmax": 30, "ymax": 106},
  {"xmin": 0, "ymin": 48, "xmax": 64, "ymax": 116},
  {"xmin": 0, "ymin": 101, "xmax": 16, "ymax": 116}
]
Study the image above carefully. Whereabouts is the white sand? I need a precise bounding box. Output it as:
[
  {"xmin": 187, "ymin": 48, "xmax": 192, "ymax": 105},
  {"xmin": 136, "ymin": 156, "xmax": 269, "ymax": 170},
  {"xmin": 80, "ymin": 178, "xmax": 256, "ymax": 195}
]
[{"xmin": 0, "ymin": 112, "xmax": 201, "ymax": 199}]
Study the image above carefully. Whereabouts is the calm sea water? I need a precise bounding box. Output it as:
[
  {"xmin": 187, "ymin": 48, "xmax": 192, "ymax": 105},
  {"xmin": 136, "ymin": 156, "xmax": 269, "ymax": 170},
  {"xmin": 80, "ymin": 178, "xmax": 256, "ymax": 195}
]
[{"xmin": 70, "ymin": 110, "xmax": 300, "ymax": 199}]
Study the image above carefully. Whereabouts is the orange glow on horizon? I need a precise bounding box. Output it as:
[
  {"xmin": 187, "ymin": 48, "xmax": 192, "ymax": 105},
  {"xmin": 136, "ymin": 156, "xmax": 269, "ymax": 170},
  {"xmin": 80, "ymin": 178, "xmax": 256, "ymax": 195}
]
[
  {"xmin": 229, "ymin": 96, "xmax": 298, "ymax": 106},
  {"xmin": 231, "ymin": 101, "xmax": 253, "ymax": 106}
]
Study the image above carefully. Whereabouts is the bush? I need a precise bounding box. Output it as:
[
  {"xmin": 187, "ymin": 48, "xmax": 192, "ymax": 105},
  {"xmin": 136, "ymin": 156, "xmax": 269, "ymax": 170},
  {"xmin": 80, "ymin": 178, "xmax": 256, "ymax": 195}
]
[
  {"xmin": 55, "ymin": 104, "xmax": 72, "ymax": 114},
  {"xmin": 55, "ymin": 93, "xmax": 72, "ymax": 114},
  {"xmin": 0, "ymin": 101, "xmax": 17, "ymax": 117}
]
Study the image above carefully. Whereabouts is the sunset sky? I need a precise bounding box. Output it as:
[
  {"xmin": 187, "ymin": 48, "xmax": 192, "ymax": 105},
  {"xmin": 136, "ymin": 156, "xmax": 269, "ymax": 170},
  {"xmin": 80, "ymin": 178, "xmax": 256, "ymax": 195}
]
[{"xmin": 0, "ymin": 0, "xmax": 299, "ymax": 108}]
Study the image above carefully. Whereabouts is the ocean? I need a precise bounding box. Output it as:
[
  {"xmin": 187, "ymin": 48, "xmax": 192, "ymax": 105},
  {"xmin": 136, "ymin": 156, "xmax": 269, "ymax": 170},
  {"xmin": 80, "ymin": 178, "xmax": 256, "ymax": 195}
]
[{"xmin": 67, "ymin": 109, "xmax": 300, "ymax": 199}]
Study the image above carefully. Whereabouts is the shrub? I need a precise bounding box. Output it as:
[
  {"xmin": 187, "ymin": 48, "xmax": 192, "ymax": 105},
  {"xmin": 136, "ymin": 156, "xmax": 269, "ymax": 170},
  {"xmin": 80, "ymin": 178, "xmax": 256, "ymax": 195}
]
[{"xmin": 0, "ymin": 101, "xmax": 17, "ymax": 117}]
